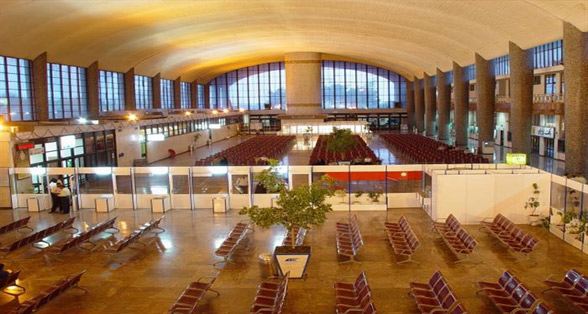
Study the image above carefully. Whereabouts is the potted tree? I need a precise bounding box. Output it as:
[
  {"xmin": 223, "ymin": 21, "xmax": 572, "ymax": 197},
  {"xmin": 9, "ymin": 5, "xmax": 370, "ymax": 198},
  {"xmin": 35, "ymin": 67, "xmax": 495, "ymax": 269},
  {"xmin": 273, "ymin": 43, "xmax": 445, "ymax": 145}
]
[
  {"xmin": 303, "ymin": 126, "xmax": 313, "ymax": 143},
  {"xmin": 327, "ymin": 127, "xmax": 354, "ymax": 162},
  {"xmin": 368, "ymin": 191, "xmax": 382, "ymax": 204},
  {"xmin": 334, "ymin": 189, "xmax": 347, "ymax": 204},
  {"xmin": 524, "ymin": 183, "xmax": 541, "ymax": 225},
  {"xmin": 353, "ymin": 190, "xmax": 364, "ymax": 204},
  {"xmin": 240, "ymin": 160, "xmax": 335, "ymax": 279}
]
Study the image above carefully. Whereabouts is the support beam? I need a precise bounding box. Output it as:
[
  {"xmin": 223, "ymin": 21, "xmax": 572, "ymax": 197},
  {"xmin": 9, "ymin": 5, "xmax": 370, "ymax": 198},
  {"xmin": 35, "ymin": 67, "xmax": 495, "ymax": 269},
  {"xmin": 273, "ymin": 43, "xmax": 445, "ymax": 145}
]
[
  {"xmin": 424, "ymin": 73, "xmax": 437, "ymax": 137},
  {"xmin": 153, "ymin": 73, "xmax": 161, "ymax": 109},
  {"xmin": 87, "ymin": 61, "xmax": 100, "ymax": 119},
  {"xmin": 124, "ymin": 68, "xmax": 136, "ymax": 111},
  {"xmin": 190, "ymin": 79, "xmax": 198, "ymax": 109},
  {"xmin": 174, "ymin": 76, "xmax": 182, "ymax": 109},
  {"xmin": 204, "ymin": 83, "xmax": 210, "ymax": 109},
  {"xmin": 475, "ymin": 53, "xmax": 496, "ymax": 151},
  {"xmin": 509, "ymin": 42, "xmax": 534, "ymax": 159},
  {"xmin": 563, "ymin": 22, "xmax": 588, "ymax": 177},
  {"xmin": 32, "ymin": 52, "xmax": 48, "ymax": 121},
  {"xmin": 414, "ymin": 77, "xmax": 425, "ymax": 133},
  {"xmin": 406, "ymin": 79, "xmax": 415, "ymax": 131},
  {"xmin": 453, "ymin": 62, "xmax": 469, "ymax": 147},
  {"xmin": 436, "ymin": 68, "xmax": 451, "ymax": 141}
]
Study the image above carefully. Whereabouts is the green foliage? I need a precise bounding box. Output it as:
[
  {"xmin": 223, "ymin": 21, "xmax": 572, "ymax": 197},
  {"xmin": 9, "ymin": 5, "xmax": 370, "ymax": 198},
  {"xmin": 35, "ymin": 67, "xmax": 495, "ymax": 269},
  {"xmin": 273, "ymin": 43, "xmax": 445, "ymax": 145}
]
[
  {"xmin": 368, "ymin": 191, "xmax": 382, "ymax": 203},
  {"xmin": 254, "ymin": 159, "xmax": 285, "ymax": 193},
  {"xmin": 240, "ymin": 163, "xmax": 336, "ymax": 248},
  {"xmin": 326, "ymin": 127, "xmax": 354, "ymax": 157},
  {"xmin": 524, "ymin": 183, "xmax": 541, "ymax": 215},
  {"xmin": 354, "ymin": 190, "xmax": 364, "ymax": 198},
  {"xmin": 193, "ymin": 133, "xmax": 202, "ymax": 143}
]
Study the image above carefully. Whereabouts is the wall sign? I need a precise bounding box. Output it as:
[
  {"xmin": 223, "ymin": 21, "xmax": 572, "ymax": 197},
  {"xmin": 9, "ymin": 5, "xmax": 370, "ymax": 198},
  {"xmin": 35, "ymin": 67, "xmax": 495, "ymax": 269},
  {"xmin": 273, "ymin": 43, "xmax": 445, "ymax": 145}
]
[
  {"xmin": 506, "ymin": 153, "xmax": 527, "ymax": 165},
  {"xmin": 532, "ymin": 126, "xmax": 555, "ymax": 138},
  {"xmin": 28, "ymin": 147, "xmax": 44, "ymax": 156}
]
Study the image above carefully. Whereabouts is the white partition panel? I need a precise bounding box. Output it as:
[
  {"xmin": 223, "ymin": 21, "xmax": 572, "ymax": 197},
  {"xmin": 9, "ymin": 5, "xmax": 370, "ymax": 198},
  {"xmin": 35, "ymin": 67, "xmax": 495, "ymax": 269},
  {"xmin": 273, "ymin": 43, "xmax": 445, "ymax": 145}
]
[
  {"xmin": 113, "ymin": 167, "xmax": 133, "ymax": 209},
  {"xmin": 193, "ymin": 166, "xmax": 229, "ymax": 209},
  {"xmin": 228, "ymin": 166, "xmax": 251, "ymax": 209},
  {"xmin": 170, "ymin": 167, "xmax": 190, "ymax": 209}
]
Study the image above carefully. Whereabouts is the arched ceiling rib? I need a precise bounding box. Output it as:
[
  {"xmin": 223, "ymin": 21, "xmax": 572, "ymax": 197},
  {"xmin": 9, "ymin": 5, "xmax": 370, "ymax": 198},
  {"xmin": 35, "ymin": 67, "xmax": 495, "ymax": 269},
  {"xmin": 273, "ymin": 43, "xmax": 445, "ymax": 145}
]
[{"xmin": 0, "ymin": 0, "xmax": 586, "ymax": 82}]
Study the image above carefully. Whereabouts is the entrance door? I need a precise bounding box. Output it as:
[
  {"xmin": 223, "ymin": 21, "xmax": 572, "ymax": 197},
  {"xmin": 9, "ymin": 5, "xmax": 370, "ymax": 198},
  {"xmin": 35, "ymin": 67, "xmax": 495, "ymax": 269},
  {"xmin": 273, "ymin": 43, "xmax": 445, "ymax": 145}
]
[
  {"xmin": 531, "ymin": 136, "xmax": 540, "ymax": 154},
  {"xmin": 545, "ymin": 138, "xmax": 555, "ymax": 158}
]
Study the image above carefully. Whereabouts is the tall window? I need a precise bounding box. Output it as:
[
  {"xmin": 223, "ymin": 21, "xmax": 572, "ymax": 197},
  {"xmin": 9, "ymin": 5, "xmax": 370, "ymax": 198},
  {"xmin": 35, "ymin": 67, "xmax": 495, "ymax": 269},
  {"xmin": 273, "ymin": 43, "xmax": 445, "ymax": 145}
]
[
  {"xmin": 533, "ymin": 40, "xmax": 563, "ymax": 69},
  {"xmin": 47, "ymin": 63, "xmax": 87, "ymax": 120},
  {"xmin": 160, "ymin": 79, "xmax": 174, "ymax": 109},
  {"xmin": 181, "ymin": 82, "xmax": 192, "ymax": 109},
  {"xmin": 465, "ymin": 64, "xmax": 476, "ymax": 81},
  {"xmin": 0, "ymin": 56, "xmax": 34, "ymax": 121},
  {"xmin": 197, "ymin": 84, "xmax": 205, "ymax": 108},
  {"xmin": 545, "ymin": 74, "xmax": 557, "ymax": 94},
  {"xmin": 99, "ymin": 70, "xmax": 124, "ymax": 112},
  {"xmin": 493, "ymin": 55, "xmax": 510, "ymax": 76},
  {"xmin": 209, "ymin": 62, "xmax": 285, "ymax": 110},
  {"xmin": 321, "ymin": 61, "xmax": 406, "ymax": 109},
  {"xmin": 135, "ymin": 75, "xmax": 152, "ymax": 110}
]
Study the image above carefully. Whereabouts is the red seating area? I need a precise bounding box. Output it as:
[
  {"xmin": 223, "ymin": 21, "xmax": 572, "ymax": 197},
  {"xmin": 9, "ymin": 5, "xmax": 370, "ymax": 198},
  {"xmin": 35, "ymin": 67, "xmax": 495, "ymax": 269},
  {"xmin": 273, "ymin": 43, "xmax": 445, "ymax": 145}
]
[
  {"xmin": 250, "ymin": 271, "xmax": 289, "ymax": 313},
  {"xmin": 336, "ymin": 215, "xmax": 364, "ymax": 263},
  {"xmin": 543, "ymin": 269, "xmax": 588, "ymax": 312},
  {"xmin": 334, "ymin": 272, "xmax": 377, "ymax": 314},
  {"xmin": 195, "ymin": 135, "xmax": 295, "ymax": 166},
  {"xmin": 105, "ymin": 216, "xmax": 165, "ymax": 255},
  {"xmin": 310, "ymin": 135, "xmax": 380, "ymax": 165},
  {"xmin": 477, "ymin": 270, "xmax": 553, "ymax": 313},
  {"xmin": 409, "ymin": 271, "xmax": 467, "ymax": 313},
  {"xmin": 481, "ymin": 214, "xmax": 539, "ymax": 255},
  {"xmin": 0, "ymin": 217, "xmax": 33, "ymax": 236},
  {"xmin": 168, "ymin": 272, "xmax": 220, "ymax": 313},
  {"xmin": 385, "ymin": 216, "xmax": 421, "ymax": 264},
  {"xmin": 432, "ymin": 214, "xmax": 477, "ymax": 262},
  {"xmin": 0, "ymin": 217, "xmax": 77, "ymax": 257},
  {"xmin": 379, "ymin": 134, "xmax": 489, "ymax": 164},
  {"xmin": 282, "ymin": 226, "xmax": 306, "ymax": 247},
  {"xmin": 214, "ymin": 221, "xmax": 252, "ymax": 266},
  {"xmin": 48, "ymin": 217, "xmax": 119, "ymax": 256}
]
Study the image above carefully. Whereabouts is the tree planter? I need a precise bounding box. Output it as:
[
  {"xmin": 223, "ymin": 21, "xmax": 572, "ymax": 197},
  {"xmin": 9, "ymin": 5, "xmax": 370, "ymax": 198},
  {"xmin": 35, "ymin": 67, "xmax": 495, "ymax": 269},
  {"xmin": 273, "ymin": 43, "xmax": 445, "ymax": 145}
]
[
  {"xmin": 274, "ymin": 245, "xmax": 311, "ymax": 279},
  {"xmin": 564, "ymin": 232, "xmax": 584, "ymax": 250}
]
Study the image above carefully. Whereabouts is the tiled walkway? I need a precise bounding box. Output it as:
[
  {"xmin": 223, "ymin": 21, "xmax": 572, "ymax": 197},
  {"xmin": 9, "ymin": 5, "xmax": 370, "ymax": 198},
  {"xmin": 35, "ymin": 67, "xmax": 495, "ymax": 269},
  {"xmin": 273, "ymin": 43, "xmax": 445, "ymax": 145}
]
[{"xmin": 0, "ymin": 208, "xmax": 584, "ymax": 313}]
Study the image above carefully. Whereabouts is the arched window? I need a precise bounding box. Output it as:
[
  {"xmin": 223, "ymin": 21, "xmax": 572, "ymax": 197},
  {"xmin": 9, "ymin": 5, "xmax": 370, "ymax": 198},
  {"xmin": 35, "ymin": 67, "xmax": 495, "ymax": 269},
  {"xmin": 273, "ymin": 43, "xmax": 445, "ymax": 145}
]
[
  {"xmin": 321, "ymin": 61, "xmax": 406, "ymax": 109},
  {"xmin": 209, "ymin": 62, "xmax": 285, "ymax": 110}
]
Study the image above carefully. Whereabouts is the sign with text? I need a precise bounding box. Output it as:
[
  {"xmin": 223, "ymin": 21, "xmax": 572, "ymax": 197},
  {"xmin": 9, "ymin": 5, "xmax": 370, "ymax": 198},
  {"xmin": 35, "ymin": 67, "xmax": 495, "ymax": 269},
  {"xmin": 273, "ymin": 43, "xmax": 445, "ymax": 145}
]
[
  {"xmin": 532, "ymin": 126, "xmax": 555, "ymax": 138},
  {"xmin": 506, "ymin": 153, "xmax": 527, "ymax": 165}
]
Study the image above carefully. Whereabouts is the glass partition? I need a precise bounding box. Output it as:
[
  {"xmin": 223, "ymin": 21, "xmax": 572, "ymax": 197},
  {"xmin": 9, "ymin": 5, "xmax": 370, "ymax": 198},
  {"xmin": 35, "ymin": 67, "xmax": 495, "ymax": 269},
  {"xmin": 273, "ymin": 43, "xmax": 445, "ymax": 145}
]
[
  {"xmin": 550, "ymin": 180, "xmax": 567, "ymax": 233},
  {"xmin": 387, "ymin": 171, "xmax": 422, "ymax": 193},
  {"xmin": 193, "ymin": 174, "xmax": 228, "ymax": 194},
  {"xmin": 78, "ymin": 173, "xmax": 113, "ymax": 194},
  {"xmin": 134, "ymin": 172, "xmax": 169, "ymax": 195},
  {"xmin": 172, "ymin": 175, "xmax": 190, "ymax": 194},
  {"xmin": 231, "ymin": 174, "xmax": 249, "ymax": 194}
]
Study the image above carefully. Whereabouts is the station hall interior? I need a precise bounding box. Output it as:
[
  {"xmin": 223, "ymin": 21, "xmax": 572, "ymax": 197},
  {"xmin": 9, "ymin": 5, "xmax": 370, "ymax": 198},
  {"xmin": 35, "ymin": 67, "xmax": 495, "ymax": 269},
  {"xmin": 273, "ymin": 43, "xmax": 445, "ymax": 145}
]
[{"xmin": 0, "ymin": 1, "xmax": 588, "ymax": 313}]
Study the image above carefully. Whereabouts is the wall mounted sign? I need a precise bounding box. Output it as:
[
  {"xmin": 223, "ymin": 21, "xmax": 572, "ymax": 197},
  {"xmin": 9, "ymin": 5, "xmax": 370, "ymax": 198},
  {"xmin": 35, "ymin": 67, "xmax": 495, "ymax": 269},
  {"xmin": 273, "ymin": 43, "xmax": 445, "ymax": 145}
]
[
  {"xmin": 532, "ymin": 126, "xmax": 555, "ymax": 138},
  {"xmin": 506, "ymin": 153, "xmax": 527, "ymax": 165},
  {"xmin": 17, "ymin": 143, "xmax": 34, "ymax": 150}
]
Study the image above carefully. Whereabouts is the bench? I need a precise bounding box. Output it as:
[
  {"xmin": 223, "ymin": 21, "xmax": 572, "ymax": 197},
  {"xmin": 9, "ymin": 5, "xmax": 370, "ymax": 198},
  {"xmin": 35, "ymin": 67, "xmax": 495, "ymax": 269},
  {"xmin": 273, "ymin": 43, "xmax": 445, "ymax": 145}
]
[
  {"xmin": 214, "ymin": 221, "xmax": 252, "ymax": 266},
  {"xmin": 477, "ymin": 270, "xmax": 552, "ymax": 313},
  {"xmin": 0, "ymin": 269, "xmax": 25, "ymax": 297},
  {"xmin": 250, "ymin": 271, "xmax": 289, "ymax": 313},
  {"xmin": 336, "ymin": 215, "xmax": 364, "ymax": 263},
  {"xmin": 0, "ymin": 217, "xmax": 77, "ymax": 259},
  {"xmin": 409, "ymin": 271, "xmax": 467, "ymax": 313},
  {"xmin": 8, "ymin": 270, "xmax": 87, "ymax": 314},
  {"xmin": 105, "ymin": 216, "xmax": 165, "ymax": 255},
  {"xmin": 47, "ymin": 217, "xmax": 119, "ymax": 256},
  {"xmin": 385, "ymin": 218, "xmax": 420, "ymax": 264},
  {"xmin": 334, "ymin": 272, "xmax": 377, "ymax": 314},
  {"xmin": 542, "ymin": 269, "xmax": 588, "ymax": 312},
  {"xmin": 168, "ymin": 272, "xmax": 220, "ymax": 313},
  {"xmin": 481, "ymin": 214, "xmax": 539, "ymax": 256},
  {"xmin": 0, "ymin": 217, "xmax": 33, "ymax": 236},
  {"xmin": 282, "ymin": 226, "xmax": 306, "ymax": 247},
  {"xmin": 433, "ymin": 215, "xmax": 477, "ymax": 263}
]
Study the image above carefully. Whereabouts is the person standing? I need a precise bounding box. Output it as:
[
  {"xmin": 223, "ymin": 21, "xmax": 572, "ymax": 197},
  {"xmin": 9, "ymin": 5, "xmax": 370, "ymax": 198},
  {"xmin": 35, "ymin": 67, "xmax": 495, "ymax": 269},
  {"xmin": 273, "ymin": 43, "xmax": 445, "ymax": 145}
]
[
  {"xmin": 58, "ymin": 184, "xmax": 71, "ymax": 214},
  {"xmin": 49, "ymin": 178, "xmax": 60, "ymax": 213}
]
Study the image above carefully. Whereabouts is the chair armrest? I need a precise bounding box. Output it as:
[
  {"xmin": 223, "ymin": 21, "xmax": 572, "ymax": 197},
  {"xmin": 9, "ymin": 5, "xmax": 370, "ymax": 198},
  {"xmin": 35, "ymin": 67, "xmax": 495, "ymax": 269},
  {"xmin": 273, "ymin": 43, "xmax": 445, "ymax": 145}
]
[
  {"xmin": 196, "ymin": 273, "xmax": 219, "ymax": 284},
  {"xmin": 481, "ymin": 217, "xmax": 494, "ymax": 223}
]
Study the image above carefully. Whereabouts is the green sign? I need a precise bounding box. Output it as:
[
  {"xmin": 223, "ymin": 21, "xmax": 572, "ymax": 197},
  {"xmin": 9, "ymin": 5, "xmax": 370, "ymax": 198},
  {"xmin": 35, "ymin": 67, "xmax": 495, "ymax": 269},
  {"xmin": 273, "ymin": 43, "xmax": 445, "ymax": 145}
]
[{"xmin": 506, "ymin": 153, "xmax": 527, "ymax": 165}]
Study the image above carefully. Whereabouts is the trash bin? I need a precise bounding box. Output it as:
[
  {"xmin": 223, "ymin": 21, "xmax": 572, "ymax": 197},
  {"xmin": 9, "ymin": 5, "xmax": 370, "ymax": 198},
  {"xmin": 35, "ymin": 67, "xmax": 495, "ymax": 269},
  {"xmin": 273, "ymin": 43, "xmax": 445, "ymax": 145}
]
[{"xmin": 258, "ymin": 253, "xmax": 278, "ymax": 279}]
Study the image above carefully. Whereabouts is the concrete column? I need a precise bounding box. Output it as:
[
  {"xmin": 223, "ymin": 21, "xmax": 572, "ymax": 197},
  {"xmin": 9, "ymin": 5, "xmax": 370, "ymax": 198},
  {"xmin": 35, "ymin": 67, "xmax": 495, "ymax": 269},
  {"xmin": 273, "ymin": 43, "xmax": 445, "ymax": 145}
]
[
  {"xmin": 190, "ymin": 79, "xmax": 198, "ymax": 109},
  {"xmin": 453, "ymin": 62, "xmax": 469, "ymax": 147},
  {"xmin": 32, "ymin": 52, "xmax": 48, "ymax": 121},
  {"xmin": 424, "ymin": 73, "xmax": 437, "ymax": 136},
  {"xmin": 406, "ymin": 79, "xmax": 415, "ymax": 130},
  {"xmin": 436, "ymin": 68, "xmax": 451, "ymax": 141},
  {"xmin": 475, "ymin": 53, "xmax": 496, "ymax": 150},
  {"xmin": 509, "ymin": 42, "xmax": 534, "ymax": 158},
  {"xmin": 284, "ymin": 52, "xmax": 322, "ymax": 116},
  {"xmin": 563, "ymin": 22, "xmax": 588, "ymax": 177},
  {"xmin": 414, "ymin": 78, "xmax": 425, "ymax": 133},
  {"xmin": 87, "ymin": 61, "xmax": 100, "ymax": 118},
  {"xmin": 173, "ymin": 77, "xmax": 182, "ymax": 109},
  {"xmin": 204, "ymin": 83, "xmax": 210, "ymax": 109},
  {"xmin": 152, "ymin": 73, "xmax": 161, "ymax": 109},
  {"xmin": 124, "ymin": 68, "xmax": 135, "ymax": 111}
]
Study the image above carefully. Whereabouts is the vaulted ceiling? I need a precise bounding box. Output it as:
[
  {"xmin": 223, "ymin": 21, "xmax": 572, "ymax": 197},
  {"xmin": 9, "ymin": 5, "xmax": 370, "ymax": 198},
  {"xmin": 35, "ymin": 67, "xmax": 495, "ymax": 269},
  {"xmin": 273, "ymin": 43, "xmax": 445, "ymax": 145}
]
[{"xmin": 1, "ymin": 0, "xmax": 586, "ymax": 82}]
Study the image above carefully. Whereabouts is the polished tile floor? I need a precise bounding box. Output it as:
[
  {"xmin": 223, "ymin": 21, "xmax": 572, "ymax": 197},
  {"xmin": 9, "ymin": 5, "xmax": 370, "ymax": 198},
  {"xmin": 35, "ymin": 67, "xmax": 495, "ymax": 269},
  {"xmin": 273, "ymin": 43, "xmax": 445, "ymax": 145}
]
[{"xmin": 0, "ymin": 207, "xmax": 584, "ymax": 313}]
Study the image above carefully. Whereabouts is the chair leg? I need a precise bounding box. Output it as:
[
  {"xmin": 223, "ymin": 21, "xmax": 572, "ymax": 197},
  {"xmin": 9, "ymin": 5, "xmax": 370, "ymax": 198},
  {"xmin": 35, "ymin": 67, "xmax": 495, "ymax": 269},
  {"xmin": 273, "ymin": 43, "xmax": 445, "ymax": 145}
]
[
  {"xmin": 73, "ymin": 284, "xmax": 89, "ymax": 294},
  {"xmin": 208, "ymin": 288, "xmax": 221, "ymax": 296},
  {"xmin": 2, "ymin": 283, "xmax": 26, "ymax": 297},
  {"xmin": 397, "ymin": 255, "xmax": 419, "ymax": 265}
]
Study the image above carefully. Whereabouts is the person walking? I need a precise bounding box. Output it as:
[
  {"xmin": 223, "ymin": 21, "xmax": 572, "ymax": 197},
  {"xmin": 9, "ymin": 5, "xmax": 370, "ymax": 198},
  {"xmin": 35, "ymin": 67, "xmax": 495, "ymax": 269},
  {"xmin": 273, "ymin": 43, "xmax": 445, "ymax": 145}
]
[
  {"xmin": 58, "ymin": 184, "xmax": 71, "ymax": 214},
  {"xmin": 49, "ymin": 178, "xmax": 60, "ymax": 213}
]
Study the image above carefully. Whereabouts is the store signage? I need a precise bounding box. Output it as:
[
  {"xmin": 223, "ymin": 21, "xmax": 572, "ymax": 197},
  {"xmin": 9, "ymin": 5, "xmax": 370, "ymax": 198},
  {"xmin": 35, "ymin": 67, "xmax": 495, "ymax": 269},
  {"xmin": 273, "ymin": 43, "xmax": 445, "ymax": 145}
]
[
  {"xmin": 60, "ymin": 135, "xmax": 76, "ymax": 149},
  {"xmin": 506, "ymin": 153, "xmax": 527, "ymax": 165},
  {"xmin": 17, "ymin": 143, "xmax": 34, "ymax": 150},
  {"xmin": 147, "ymin": 134, "xmax": 165, "ymax": 141},
  {"xmin": 532, "ymin": 126, "xmax": 555, "ymax": 138},
  {"xmin": 28, "ymin": 147, "xmax": 44, "ymax": 155}
]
